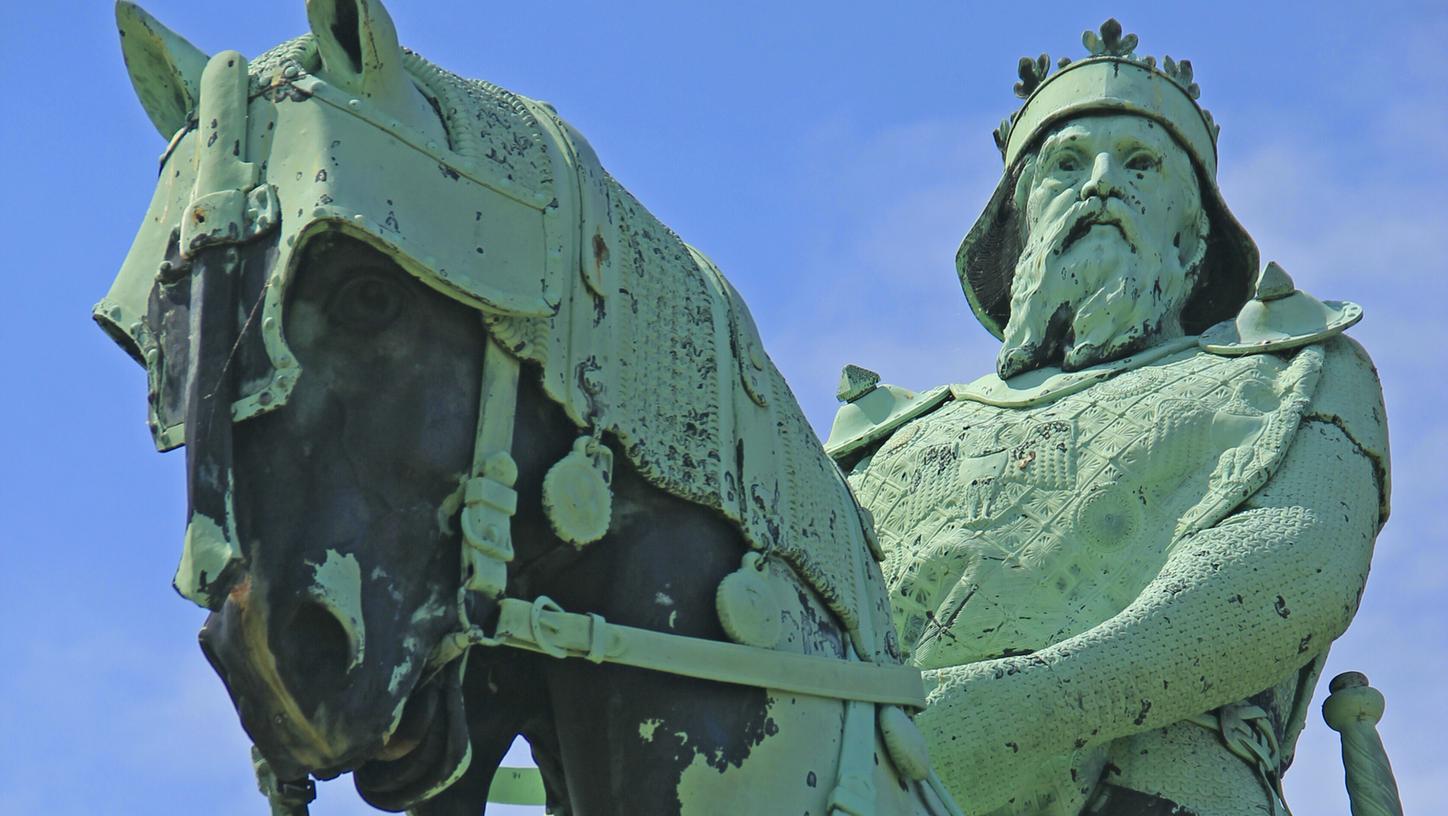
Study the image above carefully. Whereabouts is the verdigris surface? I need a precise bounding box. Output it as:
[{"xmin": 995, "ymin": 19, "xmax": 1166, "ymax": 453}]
[
  {"xmin": 96, "ymin": 1, "xmax": 962, "ymax": 813},
  {"xmin": 829, "ymin": 20, "xmax": 1392, "ymax": 816}
]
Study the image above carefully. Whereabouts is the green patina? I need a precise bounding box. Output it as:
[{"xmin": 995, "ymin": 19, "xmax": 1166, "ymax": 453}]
[
  {"xmin": 98, "ymin": 1, "xmax": 966, "ymax": 814},
  {"xmin": 97, "ymin": 5, "xmax": 1403, "ymax": 815},
  {"xmin": 830, "ymin": 18, "xmax": 1400, "ymax": 816},
  {"xmin": 308, "ymin": 550, "xmax": 365, "ymax": 671}
]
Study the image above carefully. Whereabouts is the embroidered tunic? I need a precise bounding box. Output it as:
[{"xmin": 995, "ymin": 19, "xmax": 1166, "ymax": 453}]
[{"xmin": 841, "ymin": 337, "xmax": 1388, "ymax": 814}]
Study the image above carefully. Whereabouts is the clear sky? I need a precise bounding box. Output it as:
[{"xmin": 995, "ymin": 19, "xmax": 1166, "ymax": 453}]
[{"xmin": 3, "ymin": 1, "xmax": 1444, "ymax": 814}]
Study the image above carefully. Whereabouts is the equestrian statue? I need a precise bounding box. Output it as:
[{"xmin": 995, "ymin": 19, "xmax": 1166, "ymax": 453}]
[{"xmin": 95, "ymin": 4, "xmax": 1405, "ymax": 815}]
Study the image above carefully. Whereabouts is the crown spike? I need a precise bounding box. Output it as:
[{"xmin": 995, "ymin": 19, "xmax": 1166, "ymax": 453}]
[
  {"xmin": 1013, "ymin": 53, "xmax": 1051, "ymax": 99},
  {"xmin": 1162, "ymin": 55, "xmax": 1202, "ymax": 98},
  {"xmin": 993, "ymin": 118, "xmax": 1012, "ymax": 153},
  {"xmin": 995, "ymin": 20, "xmax": 1221, "ymax": 165},
  {"xmin": 1084, "ymin": 18, "xmax": 1138, "ymax": 57}
]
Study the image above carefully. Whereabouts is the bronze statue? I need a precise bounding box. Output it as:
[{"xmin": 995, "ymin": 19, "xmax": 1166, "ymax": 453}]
[{"xmin": 828, "ymin": 19, "xmax": 1393, "ymax": 816}]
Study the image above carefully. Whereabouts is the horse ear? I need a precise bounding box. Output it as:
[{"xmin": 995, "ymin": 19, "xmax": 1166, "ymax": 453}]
[
  {"xmin": 306, "ymin": 0, "xmax": 413, "ymax": 108},
  {"xmin": 116, "ymin": 1, "xmax": 209, "ymax": 138}
]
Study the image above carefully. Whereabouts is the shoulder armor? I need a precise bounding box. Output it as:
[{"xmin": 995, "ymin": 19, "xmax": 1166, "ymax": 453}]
[
  {"xmin": 824, "ymin": 364, "xmax": 951, "ymax": 460},
  {"xmin": 1310, "ymin": 335, "xmax": 1391, "ymax": 522},
  {"xmin": 1200, "ymin": 261, "xmax": 1362, "ymax": 356}
]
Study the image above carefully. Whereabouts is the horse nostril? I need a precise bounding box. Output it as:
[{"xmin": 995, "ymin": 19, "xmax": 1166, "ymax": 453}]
[{"xmin": 276, "ymin": 600, "xmax": 355, "ymax": 708}]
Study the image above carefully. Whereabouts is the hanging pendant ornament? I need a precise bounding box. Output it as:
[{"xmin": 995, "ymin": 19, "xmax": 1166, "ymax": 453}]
[
  {"xmin": 715, "ymin": 551, "xmax": 783, "ymax": 648},
  {"xmin": 878, "ymin": 705, "xmax": 931, "ymax": 781},
  {"xmin": 542, "ymin": 436, "xmax": 614, "ymax": 547}
]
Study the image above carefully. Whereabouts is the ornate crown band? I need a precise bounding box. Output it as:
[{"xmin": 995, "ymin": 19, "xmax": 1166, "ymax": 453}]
[{"xmin": 993, "ymin": 19, "xmax": 1222, "ymax": 178}]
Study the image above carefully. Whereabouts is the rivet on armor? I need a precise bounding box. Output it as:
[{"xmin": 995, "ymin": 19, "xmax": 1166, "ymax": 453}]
[
  {"xmin": 837, "ymin": 364, "xmax": 881, "ymax": 403},
  {"xmin": 1255, "ymin": 261, "xmax": 1296, "ymax": 302}
]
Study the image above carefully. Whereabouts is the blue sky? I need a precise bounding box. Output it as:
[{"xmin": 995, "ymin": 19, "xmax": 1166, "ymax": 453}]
[{"xmin": 3, "ymin": 1, "xmax": 1444, "ymax": 814}]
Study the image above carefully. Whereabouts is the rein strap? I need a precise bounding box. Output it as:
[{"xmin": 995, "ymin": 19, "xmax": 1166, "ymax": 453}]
[{"xmin": 473, "ymin": 595, "xmax": 928, "ymax": 708}]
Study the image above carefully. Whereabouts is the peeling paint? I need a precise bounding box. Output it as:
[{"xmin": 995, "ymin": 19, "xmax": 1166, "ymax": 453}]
[
  {"xmin": 308, "ymin": 549, "xmax": 366, "ymax": 670},
  {"xmin": 673, "ymin": 692, "xmax": 845, "ymax": 813},
  {"xmin": 387, "ymin": 656, "xmax": 413, "ymax": 695},
  {"xmin": 410, "ymin": 596, "xmax": 448, "ymax": 625}
]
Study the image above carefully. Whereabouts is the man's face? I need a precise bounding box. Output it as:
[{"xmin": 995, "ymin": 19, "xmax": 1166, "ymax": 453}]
[{"xmin": 997, "ymin": 114, "xmax": 1207, "ymax": 378}]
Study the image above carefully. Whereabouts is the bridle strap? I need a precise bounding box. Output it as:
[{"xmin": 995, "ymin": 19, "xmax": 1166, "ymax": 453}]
[
  {"xmin": 430, "ymin": 334, "xmax": 928, "ymax": 710},
  {"xmin": 459, "ymin": 336, "xmax": 523, "ymax": 602},
  {"xmin": 441, "ymin": 595, "xmax": 927, "ymax": 709}
]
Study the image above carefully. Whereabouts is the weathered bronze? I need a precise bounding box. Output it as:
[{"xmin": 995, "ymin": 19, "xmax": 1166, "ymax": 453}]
[
  {"xmin": 97, "ymin": 1, "xmax": 970, "ymax": 813},
  {"xmin": 1323, "ymin": 673, "xmax": 1405, "ymax": 816},
  {"xmin": 829, "ymin": 19, "xmax": 1394, "ymax": 816}
]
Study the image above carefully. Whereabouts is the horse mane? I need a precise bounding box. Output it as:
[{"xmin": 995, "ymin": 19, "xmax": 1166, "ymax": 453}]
[{"xmin": 248, "ymin": 36, "xmax": 900, "ymax": 665}]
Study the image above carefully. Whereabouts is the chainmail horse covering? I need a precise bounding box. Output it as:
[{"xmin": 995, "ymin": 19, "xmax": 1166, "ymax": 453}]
[{"xmin": 246, "ymin": 36, "xmax": 900, "ymax": 666}]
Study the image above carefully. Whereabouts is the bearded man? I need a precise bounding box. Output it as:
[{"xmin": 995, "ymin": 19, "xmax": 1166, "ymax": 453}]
[{"xmin": 827, "ymin": 20, "xmax": 1389, "ymax": 816}]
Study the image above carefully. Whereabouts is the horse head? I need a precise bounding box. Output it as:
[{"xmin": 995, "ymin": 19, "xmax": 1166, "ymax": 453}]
[{"xmin": 98, "ymin": 0, "xmax": 588, "ymax": 806}]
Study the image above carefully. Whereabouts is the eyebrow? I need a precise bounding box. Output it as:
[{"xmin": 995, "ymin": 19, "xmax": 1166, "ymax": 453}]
[{"xmin": 1037, "ymin": 127, "xmax": 1091, "ymax": 156}]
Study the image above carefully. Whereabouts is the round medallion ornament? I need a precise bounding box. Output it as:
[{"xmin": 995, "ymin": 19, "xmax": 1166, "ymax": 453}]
[
  {"xmin": 715, "ymin": 552, "xmax": 783, "ymax": 649},
  {"xmin": 1074, "ymin": 486, "xmax": 1141, "ymax": 550},
  {"xmin": 542, "ymin": 436, "xmax": 614, "ymax": 547}
]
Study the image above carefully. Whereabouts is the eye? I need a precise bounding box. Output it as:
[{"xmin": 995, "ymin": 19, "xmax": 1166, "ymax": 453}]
[
  {"xmin": 328, "ymin": 272, "xmax": 407, "ymax": 332},
  {"xmin": 1125, "ymin": 151, "xmax": 1160, "ymax": 171},
  {"xmin": 1052, "ymin": 152, "xmax": 1081, "ymax": 172}
]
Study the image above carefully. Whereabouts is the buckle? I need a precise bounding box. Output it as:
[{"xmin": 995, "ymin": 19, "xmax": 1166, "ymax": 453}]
[{"xmin": 274, "ymin": 776, "xmax": 317, "ymax": 806}]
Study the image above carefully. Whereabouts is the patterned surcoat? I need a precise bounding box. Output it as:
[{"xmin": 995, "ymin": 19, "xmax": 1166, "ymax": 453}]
[
  {"xmin": 840, "ymin": 335, "xmax": 1389, "ymax": 813},
  {"xmin": 850, "ymin": 342, "xmax": 1320, "ymax": 669}
]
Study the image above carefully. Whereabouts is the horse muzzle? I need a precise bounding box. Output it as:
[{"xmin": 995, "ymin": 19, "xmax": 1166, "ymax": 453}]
[{"xmin": 198, "ymin": 574, "xmax": 406, "ymax": 778}]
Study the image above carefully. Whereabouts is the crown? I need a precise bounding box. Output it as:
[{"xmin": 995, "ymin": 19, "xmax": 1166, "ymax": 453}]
[{"xmin": 991, "ymin": 19, "xmax": 1222, "ymax": 177}]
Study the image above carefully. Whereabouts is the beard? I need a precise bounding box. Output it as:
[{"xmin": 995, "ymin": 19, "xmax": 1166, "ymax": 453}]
[{"xmin": 996, "ymin": 196, "xmax": 1204, "ymax": 380}]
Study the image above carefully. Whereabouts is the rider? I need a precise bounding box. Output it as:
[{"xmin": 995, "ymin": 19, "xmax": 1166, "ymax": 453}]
[{"xmin": 827, "ymin": 19, "xmax": 1389, "ymax": 816}]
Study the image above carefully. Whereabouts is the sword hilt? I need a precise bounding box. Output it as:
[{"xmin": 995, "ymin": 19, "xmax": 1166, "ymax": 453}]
[{"xmin": 1322, "ymin": 671, "xmax": 1404, "ymax": 816}]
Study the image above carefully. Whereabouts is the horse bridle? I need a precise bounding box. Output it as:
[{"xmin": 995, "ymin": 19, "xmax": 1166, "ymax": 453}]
[{"xmin": 425, "ymin": 337, "xmax": 929, "ymax": 709}]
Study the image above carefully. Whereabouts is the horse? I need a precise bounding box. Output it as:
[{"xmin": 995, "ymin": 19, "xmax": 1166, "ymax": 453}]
[{"xmin": 97, "ymin": 1, "xmax": 961, "ymax": 813}]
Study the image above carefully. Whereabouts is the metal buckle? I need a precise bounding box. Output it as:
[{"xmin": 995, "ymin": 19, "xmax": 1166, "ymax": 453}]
[{"xmin": 274, "ymin": 777, "xmax": 317, "ymax": 806}]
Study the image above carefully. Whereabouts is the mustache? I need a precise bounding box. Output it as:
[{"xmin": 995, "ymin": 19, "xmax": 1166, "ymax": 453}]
[{"xmin": 1049, "ymin": 197, "xmax": 1141, "ymax": 254}]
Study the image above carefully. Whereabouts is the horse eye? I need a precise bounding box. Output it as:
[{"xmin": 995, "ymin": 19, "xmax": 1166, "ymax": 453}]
[{"xmin": 328, "ymin": 273, "xmax": 406, "ymax": 331}]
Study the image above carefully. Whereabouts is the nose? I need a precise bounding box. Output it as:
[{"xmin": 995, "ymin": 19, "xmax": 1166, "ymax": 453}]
[
  {"xmin": 273, "ymin": 598, "xmax": 358, "ymax": 701},
  {"xmin": 1080, "ymin": 152, "xmax": 1119, "ymax": 201},
  {"xmin": 199, "ymin": 575, "xmax": 364, "ymax": 720}
]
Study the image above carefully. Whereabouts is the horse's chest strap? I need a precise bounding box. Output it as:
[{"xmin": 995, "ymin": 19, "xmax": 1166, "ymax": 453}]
[{"xmin": 439, "ymin": 595, "xmax": 928, "ymax": 708}]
